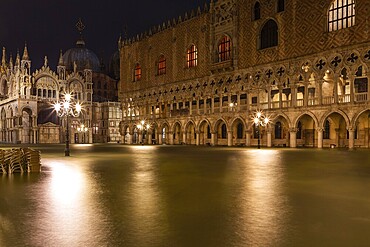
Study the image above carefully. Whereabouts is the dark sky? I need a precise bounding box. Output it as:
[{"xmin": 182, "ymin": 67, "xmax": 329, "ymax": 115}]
[{"xmin": 0, "ymin": 0, "xmax": 209, "ymax": 70}]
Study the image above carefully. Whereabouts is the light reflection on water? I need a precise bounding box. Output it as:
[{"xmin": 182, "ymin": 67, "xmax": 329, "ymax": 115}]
[
  {"xmin": 238, "ymin": 150, "xmax": 288, "ymax": 246},
  {"xmin": 0, "ymin": 145, "xmax": 370, "ymax": 246}
]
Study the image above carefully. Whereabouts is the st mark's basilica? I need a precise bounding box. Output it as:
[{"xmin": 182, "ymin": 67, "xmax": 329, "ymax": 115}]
[{"xmin": 0, "ymin": 20, "xmax": 121, "ymax": 144}]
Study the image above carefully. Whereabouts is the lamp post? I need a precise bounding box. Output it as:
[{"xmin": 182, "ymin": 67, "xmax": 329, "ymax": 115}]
[
  {"xmin": 77, "ymin": 123, "xmax": 88, "ymax": 143},
  {"xmin": 253, "ymin": 110, "xmax": 270, "ymax": 149},
  {"xmin": 137, "ymin": 120, "xmax": 151, "ymax": 144},
  {"xmin": 54, "ymin": 93, "xmax": 82, "ymax": 156}
]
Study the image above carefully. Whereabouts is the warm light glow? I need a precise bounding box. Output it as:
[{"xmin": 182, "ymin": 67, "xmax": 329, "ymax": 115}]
[
  {"xmin": 137, "ymin": 124, "xmax": 143, "ymax": 130},
  {"xmin": 76, "ymin": 103, "xmax": 82, "ymax": 112},
  {"xmin": 50, "ymin": 162, "xmax": 84, "ymax": 205},
  {"xmin": 256, "ymin": 111, "xmax": 262, "ymax": 118},
  {"xmin": 264, "ymin": 117, "xmax": 270, "ymax": 125},
  {"xmin": 54, "ymin": 102, "xmax": 61, "ymax": 112},
  {"xmin": 146, "ymin": 124, "xmax": 151, "ymax": 129},
  {"xmin": 229, "ymin": 102, "xmax": 234, "ymax": 107},
  {"xmin": 254, "ymin": 117, "xmax": 260, "ymax": 125},
  {"xmin": 65, "ymin": 93, "xmax": 71, "ymax": 102},
  {"xmin": 141, "ymin": 120, "xmax": 145, "ymax": 125},
  {"xmin": 63, "ymin": 101, "xmax": 70, "ymax": 109}
]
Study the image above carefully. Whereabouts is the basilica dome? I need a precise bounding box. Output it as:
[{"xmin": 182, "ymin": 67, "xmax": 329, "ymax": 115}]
[{"xmin": 62, "ymin": 38, "xmax": 100, "ymax": 72}]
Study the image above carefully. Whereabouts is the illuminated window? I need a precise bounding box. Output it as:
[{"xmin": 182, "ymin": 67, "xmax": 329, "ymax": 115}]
[
  {"xmin": 157, "ymin": 55, "xmax": 166, "ymax": 75},
  {"xmin": 218, "ymin": 36, "xmax": 232, "ymax": 62},
  {"xmin": 134, "ymin": 63, "xmax": 141, "ymax": 81},
  {"xmin": 187, "ymin": 45, "xmax": 198, "ymax": 68},
  {"xmin": 260, "ymin": 20, "xmax": 278, "ymax": 49},
  {"xmin": 328, "ymin": 0, "xmax": 355, "ymax": 32},
  {"xmin": 253, "ymin": 2, "xmax": 261, "ymax": 20}
]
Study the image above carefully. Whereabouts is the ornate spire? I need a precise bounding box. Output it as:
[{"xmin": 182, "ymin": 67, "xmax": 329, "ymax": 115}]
[
  {"xmin": 1, "ymin": 47, "xmax": 6, "ymax": 66},
  {"xmin": 15, "ymin": 50, "xmax": 20, "ymax": 66},
  {"xmin": 76, "ymin": 18, "xmax": 86, "ymax": 47},
  {"xmin": 9, "ymin": 54, "xmax": 13, "ymax": 69},
  {"xmin": 22, "ymin": 42, "xmax": 29, "ymax": 60},
  {"xmin": 58, "ymin": 50, "xmax": 64, "ymax": 66}
]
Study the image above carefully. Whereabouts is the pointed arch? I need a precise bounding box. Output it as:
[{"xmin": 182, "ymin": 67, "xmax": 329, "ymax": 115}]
[{"xmin": 260, "ymin": 19, "xmax": 278, "ymax": 49}]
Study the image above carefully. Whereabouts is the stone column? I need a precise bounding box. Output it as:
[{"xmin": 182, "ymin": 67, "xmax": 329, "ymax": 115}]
[
  {"xmin": 267, "ymin": 128, "xmax": 272, "ymax": 147},
  {"xmin": 349, "ymin": 74, "xmax": 355, "ymax": 103},
  {"xmin": 245, "ymin": 130, "xmax": 251, "ymax": 147},
  {"xmin": 196, "ymin": 98, "xmax": 200, "ymax": 115},
  {"xmin": 147, "ymin": 130, "xmax": 152, "ymax": 145},
  {"xmin": 237, "ymin": 94, "xmax": 241, "ymax": 111},
  {"xmin": 189, "ymin": 101, "xmax": 192, "ymax": 116},
  {"xmin": 158, "ymin": 131, "xmax": 163, "ymax": 145},
  {"xmin": 318, "ymin": 79, "xmax": 323, "ymax": 105},
  {"xmin": 304, "ymin": 82, "xmax": 309, "ymax": 107},
  {"xmin": 335, "ymin": 128, "xmax": 340, "ymax": 147},
  {"xmin": 317, "ymin": 128, "xmax": 323, "ymax": 148},
  {"xmin": 227, "ymin": 130, "xmax": 233, "ymax": 146},
  {"xmin": 348, "ymin": 127, "xmax": 355, "ymax": 149},
  {"xmin": 169, "ymin": 131, "xmax": 174, "ymax": 145},
  {"xmin": 211, "ymin": 132, "xmax": 217, "ymax": 146},
  {"xmin": 128, "ymin": 133, "xmax": 133, "ymax": 144},
  {"xmin": 183, "ymin": 132, "xmax": 186, "ymax": 145},
  {"xmin": 196, "ymin": 131, "xmax": 200, "ymax": 146},
  {"xmin": 289, "ymin": 128, "xmax": 297, "ymax": 148},
  {"xmin": 279, "ymin": 88, "xmax": 283, "ymax": 109},
  {"xmin": 333, "ymin": 74, "xmax": 339, "ymax": 104}
]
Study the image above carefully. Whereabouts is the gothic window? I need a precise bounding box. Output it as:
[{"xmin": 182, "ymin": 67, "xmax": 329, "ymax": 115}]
[
  {"xmin": 187, "ymin": 45, "xmax": 198, "ymax": 68},
  {"xmin": 157, "ymin": 55, "xmax": 166, "ymax": 75},
  {"xmin": 237, "ymin": 123, "xmax": 243, "ymax": 139},
  {"xmin": 221, "ymin": 123, "xmax": 227, "ymax": 139},
  {"xmin": 218, "ymin": 36, "xmax": 232, "ymax": 62},
  {"xmin": 275, "ymin": 121, "xmax": 282, "ymax": 139},
  {"xmin": 328, "ymin": 0, "xmax": 355, "ymax": 32},
  {"xmin": 207, "ymin": 125, "xmax": 211, "ymax": 139},
  {"xmin": 253, "ymin": 2, "xmax": 261, "ymax": 20},
  {"xmin": 260, "ymin": 19, "xmax": 278, "ymax": 49},
  {"xmin": 277, "ymin": 0, "xmax": 285, "ymax": 12},
  {"xmin": 324, "ymin": 120, "xmax": 330, "ymax": 139},
  {"xmin": 134, "ymin": 63, "xmax": 142, "ymax": 81}
]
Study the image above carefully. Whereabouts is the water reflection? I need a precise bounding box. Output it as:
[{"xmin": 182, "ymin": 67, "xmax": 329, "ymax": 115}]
[
  {"xmin": 31, "ymin": 160, "xmax": 111, "ymax": 246},
  {"xmin": 128, "ymin": 147, "xmax": 167, "ymax": 246},
  {"xmin": 238, "ymin": 150, "xmax": 288, "ymax": 246}
]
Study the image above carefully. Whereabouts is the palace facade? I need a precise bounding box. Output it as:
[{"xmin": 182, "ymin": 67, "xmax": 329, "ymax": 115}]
[
  {"xmin": 119, "ymin": 0, "xmax": 370, "ymax": 148},
  {"xmin": 0, "ymin": 33, "xmax": 121, "ymax": 144}
]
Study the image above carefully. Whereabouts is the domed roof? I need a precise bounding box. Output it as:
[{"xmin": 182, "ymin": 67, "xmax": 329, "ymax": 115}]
[{"xmin": 62, "ymin": 38, "xmax": 100, "ymax": 72}]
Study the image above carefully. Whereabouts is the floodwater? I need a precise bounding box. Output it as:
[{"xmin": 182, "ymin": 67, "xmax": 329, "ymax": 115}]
[{"xmin": 1, "ymin": 144, "xmax": 370, "ymax": 247}]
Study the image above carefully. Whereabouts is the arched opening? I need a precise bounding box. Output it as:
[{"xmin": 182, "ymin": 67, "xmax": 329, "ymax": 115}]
[{"xmin": 260, "ymin": 19, "xmax": 278, "ymax": 49}]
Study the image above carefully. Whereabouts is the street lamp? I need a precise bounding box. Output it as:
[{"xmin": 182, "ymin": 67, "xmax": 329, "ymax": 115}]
[
  {"xmin": 253, "ymin": 110, "xmax": 270, "ymax": 149},
  {"xmin": 54, "ymin": 93, "xmax": 82, "ymax": 156},
  {"xmin": 136, "ymin": 120, "xmax": 151, "ymax": 144}
]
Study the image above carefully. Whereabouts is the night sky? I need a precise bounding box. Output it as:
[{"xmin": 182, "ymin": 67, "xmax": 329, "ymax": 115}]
[{"xmin": 0, "ymin": 0, "xmax": 209, "ymax": 70}]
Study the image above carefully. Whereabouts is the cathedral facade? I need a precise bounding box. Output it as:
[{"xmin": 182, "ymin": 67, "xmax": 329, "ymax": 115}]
[
  {"xmin": 0, "ymin": 34, "xmax": 120, "ymax": 144},
  {"xmin": 119, "ymin": 0, "xmax": 370, "ymax": 148}
]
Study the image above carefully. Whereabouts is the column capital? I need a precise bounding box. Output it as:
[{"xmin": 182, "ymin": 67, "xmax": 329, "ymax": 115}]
[{"xmin": 316, "ymin": 127, "xmax": 324, "ymax": 132}]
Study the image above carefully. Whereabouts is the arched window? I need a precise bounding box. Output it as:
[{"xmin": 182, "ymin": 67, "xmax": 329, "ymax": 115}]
[
  {"xmin": 328, "ymin": 0, "xmax": 355, "ymax": 32},
  {"xmin": 157, "ymin": 55, "xmax": 166, "ymax": 75},
  {"xmin": 134, "ymin": 63, "xmax": 142, "ymax": 81},
  {"xmin": 253, "ymin": 2, "xmax": 261, "ymax": 20},
  {"xmin": 277, "ymin": 0, "xmax": 284, "ymax": 12},
  {"xmin": 221, "ymin": 124, "xmax": 227, "ymax": 139},
  {"xmin": 275, "ymin": 121, "xmax": 282, "ymax": 139},
  {"xmin": 207, "ymin": 125, "xmax": 212, "ymax": 139},
  {"xmin": 237, "ymin": 123, "xmax": 243, "ymax": 139},
  {"xmin": 324, "ymin": 120, "xmax": 330, "ymax": 139},
  {"xmin": 218, "ymin": 36, "xmax": 232, "ymax": 62},
  {"xmin": 260, "ymin": 19, "xmax": 278, "ymax": 49},
  {"xmin": 297, "ymin": 121, "xmax": 302, "ymax": 139},
  {"xmin": 187, "ymin": 45, "xmax": 198, "ymax": 68}
]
